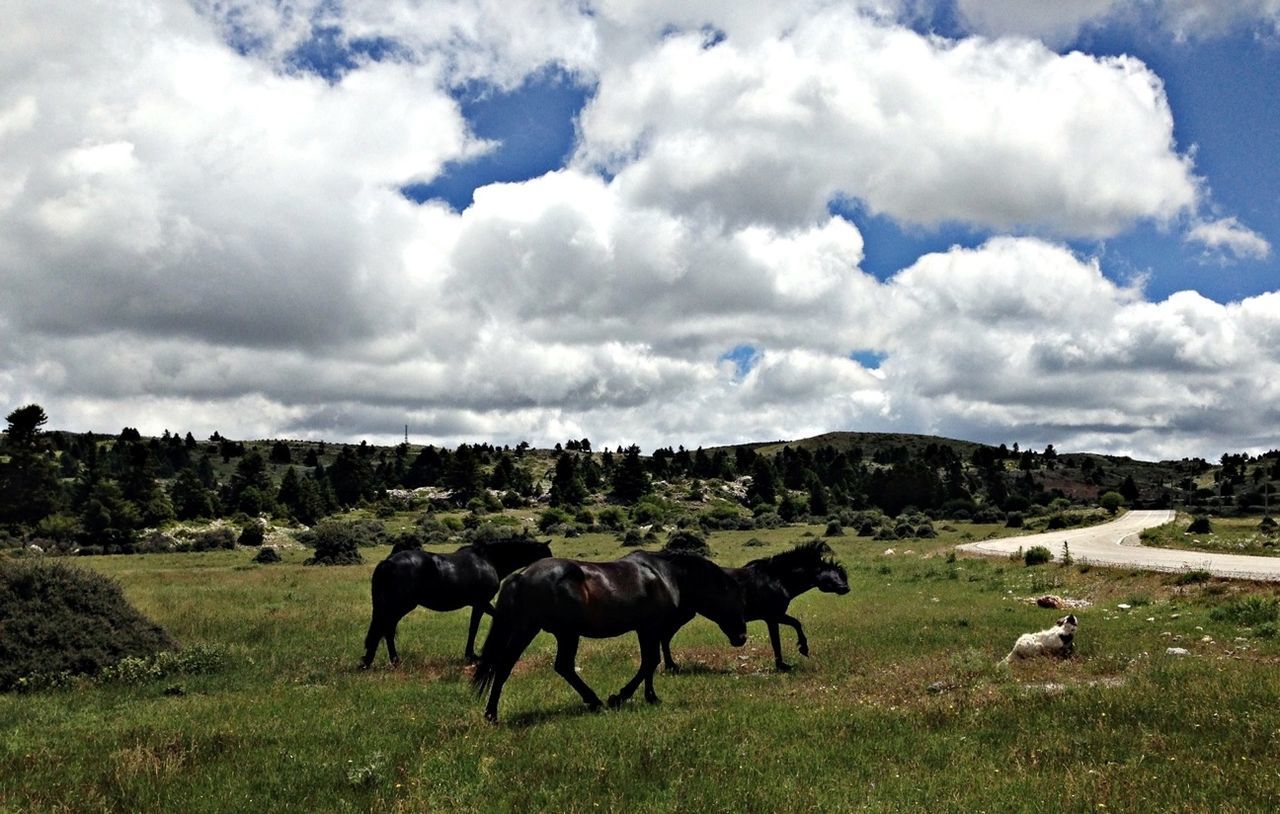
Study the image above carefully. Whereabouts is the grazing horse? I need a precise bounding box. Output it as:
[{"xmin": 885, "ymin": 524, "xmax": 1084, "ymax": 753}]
[
  {"xmin": 360, "ymin": 536, "xmax": 552, "ymax": 668},
  {"xmin": 471, "ymin": 550, "xmax": 748, "ymax": 723},
  {"xmin": 662, "ymin": 540, "xmax": 849, "ymax": 673}
]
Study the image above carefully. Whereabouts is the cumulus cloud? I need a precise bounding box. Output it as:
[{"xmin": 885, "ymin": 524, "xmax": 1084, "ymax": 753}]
[
  {"xmin": 575, "ymin": 10, "xmax": 1198, "ymax": 236},
  {"xmin": 1186, "ymin": 216, "xmax": 1272, "ymax": 261},
  {"xmin": 1, "ymin": 0, "xmax": 1277, "ymax": 462},
  {"xmin": 954, "ymin": 0, "xmax": 1280, "ymax": 44}
]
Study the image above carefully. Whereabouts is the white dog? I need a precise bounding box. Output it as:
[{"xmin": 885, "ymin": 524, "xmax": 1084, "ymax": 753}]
[{"xmin": 999, "ymin": 614, "xmax": 1077, "ymax": 665}]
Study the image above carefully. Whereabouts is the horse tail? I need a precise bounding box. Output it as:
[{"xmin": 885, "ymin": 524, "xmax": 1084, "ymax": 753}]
[{"xmin": 471, "ymin": 574, "xmax": 524, "ymax": 696}]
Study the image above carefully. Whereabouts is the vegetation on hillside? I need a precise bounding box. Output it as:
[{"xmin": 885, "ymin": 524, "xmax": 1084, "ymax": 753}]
[{"xmin": 2, "ymin": 403, "xmax": 1277, "ymax": 558}]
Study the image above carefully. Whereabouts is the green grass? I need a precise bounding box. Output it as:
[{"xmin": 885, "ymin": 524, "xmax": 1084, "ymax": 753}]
[
  {"xmin": 5, "ymin": 523, "xmax": 1280, "ymax": 812},
  {"xmin": 1141, "ymin": 513, "xmax": 1280, "ymax": 557}
]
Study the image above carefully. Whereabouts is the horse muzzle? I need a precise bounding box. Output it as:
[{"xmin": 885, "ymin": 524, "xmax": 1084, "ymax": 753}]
[{"xmin": 728, "ymin": 632, "xmax": 748, "ymax": 647}]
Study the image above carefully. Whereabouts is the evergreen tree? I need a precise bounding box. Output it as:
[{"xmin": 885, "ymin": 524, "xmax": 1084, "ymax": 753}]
[
  {"xmin": 0, "ymin": 404, "xmax": 62, "ymax": 528},
  {"xmin": 611, "ymin": 445, "xmax": 650, "ymax": 503},
  {"xmin": 549, "ymin": 453, "xmax": 589, "ymax": 507},
  {"xmin": 171, "ymin": 467, "xmax": 215, "ymax": 520},
  {"xmin": 746, "ymin": 456, "xmax": 778, "ymax": 506}
]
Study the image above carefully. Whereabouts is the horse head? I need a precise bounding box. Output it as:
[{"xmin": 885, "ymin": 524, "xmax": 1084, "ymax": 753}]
[
  {"xmin": 670, "ymin": 553, "xmax": 747, "ymax": 647},
  {"xmin": 816, "ymin": 558, "xmax": 850, "ymax": 595}
]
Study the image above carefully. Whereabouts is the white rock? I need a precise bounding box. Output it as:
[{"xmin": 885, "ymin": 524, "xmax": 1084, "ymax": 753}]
[
  {"xmin": 1165, "ymin": 647, "xmax": 1191, "ymax": 656},
  {"xmin": 1117, "ymin": 604, "xmax": 1131, "ymax": 610}
]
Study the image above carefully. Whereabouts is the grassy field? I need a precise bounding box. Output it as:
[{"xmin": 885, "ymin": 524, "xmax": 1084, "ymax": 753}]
[{"xmin": 5, "ymin": 521, "xmax": 1280, "ymax": 812}]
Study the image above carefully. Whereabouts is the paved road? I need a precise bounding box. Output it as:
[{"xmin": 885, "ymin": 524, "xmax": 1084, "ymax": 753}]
[{"xmin": 957, "ymin": 509, "xmax": 1280, "ymax": 582}]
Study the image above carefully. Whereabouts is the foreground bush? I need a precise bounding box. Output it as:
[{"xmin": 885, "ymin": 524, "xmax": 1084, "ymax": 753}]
[
  {"xmin": 0, "ymin": 560, "xmax": 174, "ymax": 691},
  {"xmin": 1024, "ymin": 545, "xmax": 1053, "ymax": 566}
]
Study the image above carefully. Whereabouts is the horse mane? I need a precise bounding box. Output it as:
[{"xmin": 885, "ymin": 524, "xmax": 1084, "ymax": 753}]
[{"xmin": 747, "ymin": 540, "xmax": 847, "ymax": 580}]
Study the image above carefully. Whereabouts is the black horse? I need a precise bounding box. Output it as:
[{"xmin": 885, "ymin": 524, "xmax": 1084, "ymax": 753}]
[
  {"xmin": 661, "ymin": 540, "xmax": 849, "ymax": 673},
  {"xmin": 360, "ymin": 536, "xmax": 552, "ymax": 668},
  {"xmin": 471, "ymin": 550, "xmax": 748, "ymax": 722}
]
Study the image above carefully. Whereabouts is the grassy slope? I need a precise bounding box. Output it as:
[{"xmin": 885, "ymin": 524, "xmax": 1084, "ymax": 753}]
[{"xmin": 5, "ymin": 521, "xmax": 1280, "ymax": 812}]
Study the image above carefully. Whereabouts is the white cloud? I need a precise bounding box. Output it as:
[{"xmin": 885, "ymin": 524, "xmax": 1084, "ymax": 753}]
[
  {"xmin": 953, "ymin": 0, "xmax": 1280, "ymax": 44},
  {"xmin": 1186, "ymin": 216, "xmax": 1272, "ymax": 261},
  {"xmin": 576, "ymin": 10, "xmax": 1198, "ymax": 236},
  {"xmin": 954, "ymin": 0, "xmax": 1122, "ymax": 46},
  {"xmin": 1, "ymin": 1, "xmax": 1278, "ymax": 462}
]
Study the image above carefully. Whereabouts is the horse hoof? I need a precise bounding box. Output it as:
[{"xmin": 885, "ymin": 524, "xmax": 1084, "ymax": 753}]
[
  {"xmin": 665, "ymin": 663, "xmax": 681, "ymax": 674},
  {"xmin": 484, "ymin": 710, "xmax": 499, "ymax": 724},
  {"xmin": 776, "ymin": 663, "xmax": 793, "ymax": 673},
  {"xmin": 645, "ymin": 694, "xmax": 661, "ymax": 705},
  {"xmin": 799, "ymin": 647, "xmax": 810, "ymax": 658},
  {"xmin": 358, "ymin": 661, "xmax": 371, "ymax": 671},
  {"xmin": 465, "ymin": 654, "xmax": 479, "ymax": 665},
  {"xmin": 607, "ymin": 694, "xmax": 624, "ymax": 709}
]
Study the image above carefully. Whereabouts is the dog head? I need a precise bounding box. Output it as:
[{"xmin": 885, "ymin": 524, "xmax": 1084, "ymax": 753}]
[{"xmin": 1056, "ymin": 614, "xmax": 1078, "ymax": 633}]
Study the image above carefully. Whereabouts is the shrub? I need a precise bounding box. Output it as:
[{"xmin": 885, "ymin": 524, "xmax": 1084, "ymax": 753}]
[
  {"xmin": 238, "ymin": 522, "xmax": 266, "ymax": 547},
  {"xmin": 1046, "ymin": 514, "xmax": 1067, "ymax": 530},
  {"xmin": 1210, "ymin": 596, "xmax": 1280, "ymax": 627},
  {"xmin": 915, "ymin": 524, "xmax": 937, "ymax": 539},
  {"xmin": 973, "ymin": 506, "xmax": 1005, "ymax": 524},
  {"xmin": 1005, "ymin": 512, "xmax": 1024, "ymax": 529},
  {"xmin": 597, "ymin": 507, "xmax": 627, "ymax": 532},
  {"xmin": 190, "ymin": 527, "xmax": 236, "ymax": 552},
  {"xmin": 1, "ymin": 560, "xmax": 174, "ymax": 691},
  {"xmin": 252, "ymin": 547, "xmax": 282, "ymax": 564},
  {"xmin": 664, "ymin": 529, "xmax": 711, "ymax": 557},
  {"xmin": 1261, "ymin": 516, "xmax": 1278, "ymax": 532},
  {"xmin": 417, "ymin": 515, "xmax": 454, "ymax": 544},
  {"xmin": 894, "ymin": 522, "xmax": 915, "ymax": 539},
  {"xmin": 537, "ymin": 508, "xmax": 574, "ymax": 533},
  {"xmin": 1171, "ymin": 568, "xmax": 1212, "ymax": 586},
  {"xmin": 301, "ymin": 520, "xmax": 369, "ymax": 566},
  {"xmin": 824, "ymin": 520, "xmax": 845, "ymax": 537},
  {"xmin": 1188, "ymin": 515, "xmax": 1213, "ymax": 534},
  {"xmin": 1024, "ymin": 545, "xmax": 1052, "ymax": 566},
  {"xmin": 464, "ymin": 524, "xmax": 540, "ymax": 545},
  {"xmin": 619, "ymin": 528, "xmax": 647, "ymax": 547},
  {"xmin": 98, "ymin": 644, "xmax": 227, "ymax": 685}
]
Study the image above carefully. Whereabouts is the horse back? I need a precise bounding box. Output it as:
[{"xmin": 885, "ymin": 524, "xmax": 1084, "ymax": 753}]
[{"xmin": 517, "ymin": 557, "xmax": 677, "ymax": 637}]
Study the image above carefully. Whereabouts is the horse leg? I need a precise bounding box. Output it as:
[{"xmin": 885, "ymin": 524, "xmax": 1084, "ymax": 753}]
[
  {"xmin": 641, "ymin": 635, "xmax": 662, "ymax": 704},
  {"xmin": 780, "ymin": 613, "xmax": 809, "ymax": 657},
  {"xmin": 609, "ymin": 633, "xmax": 660, "ymax": 709},
  {"xmin": 483, "ymin": 627, "xmax": 539, "ymax": 723},
  {"xmin": 384, "ymin": 610, "xmax": 407, "ymax": 668},
  {"xmin": 464, "ymin": 605, "xmax": 487, "ymax": 663},
  {"xmin": 361, "ymin": 614, "xmax": 382, "ymax": 669},
  {"xmin": 767, "ymin": 620, "xmax": 791, "ymax": 672},
  {"xmin": 553, "ymin": 633, "xmax": 603, "ymax": 711},
  {"xmin": 661, "ymin": 636, "xmax": 680, "ymax": 673}
]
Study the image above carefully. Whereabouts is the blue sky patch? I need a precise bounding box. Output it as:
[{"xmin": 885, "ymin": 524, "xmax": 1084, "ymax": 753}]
[
  {"xmin": 850, "ymin": 349, "xmax": 886, "ymax": 370},
  {"xmin": 402, "ymin": 69, "xmax": 592, "ymax": 211},
  {"xmin": 719, "ymin": 344, "xmax": 761, "ymax": 379}
]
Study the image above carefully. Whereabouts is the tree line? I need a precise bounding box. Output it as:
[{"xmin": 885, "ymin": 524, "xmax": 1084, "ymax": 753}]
[{"xmin": 2, "ymin": 403, "xmax": 1272, "ymax": 554}]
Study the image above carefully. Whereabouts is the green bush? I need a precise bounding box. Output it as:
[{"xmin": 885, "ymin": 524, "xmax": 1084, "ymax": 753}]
[
  {"xmin": 1024, "ymin": 545, "xmax": 1052, "ymax": 566},
  {"xmin": 1171, "ymin": 568, "xmax": 1212, "ymax": 586},
  {"xmin": 1188, "ymin": 515, "xmax": 1212, "ymax": 534},
  {"xmin": 664, "ymin": 529, "xmax": 711, "ymax": 557},
  {"xmin": 1, "ymin": 560, "xmax": 174, "ymax": 691},
  {"xmin": 252, "ymin": 547, "xmax": 282, "ymax": 564},
  {"xmin": 1211, "ymin": 596, "xmax": 1280, "ymax": 627},
  {"xmin": 823, "ymin": 520, "xmax": 845, "ymax": 537},
  {"xmin": 98, "ymin": 644, "xmax": 227, "ymax": 685},
  {"xmin": 238, "ymin": 522, "xmax": 266, "ymax": 547},
  {"xmin": 189, "ymin": 527, "xmax": 236, "ymax": 552},
  {"xmin": 301, "ymin": 520, "xmax": 370, "ymax": 566},
  {"xmin": 1005, "ymin": 513, "xmax": 1025, "ymax": 529}
]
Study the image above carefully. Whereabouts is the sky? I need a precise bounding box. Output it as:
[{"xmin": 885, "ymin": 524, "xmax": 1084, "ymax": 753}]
[{"xmin": 3, "ymin": 1, "xmax": 1280, "ymax": 461}]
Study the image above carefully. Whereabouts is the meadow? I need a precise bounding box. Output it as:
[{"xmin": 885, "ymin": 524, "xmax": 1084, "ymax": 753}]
[{"xmin": 4, "ymin": 520, "xmax": 1280, "ymax": 813}]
